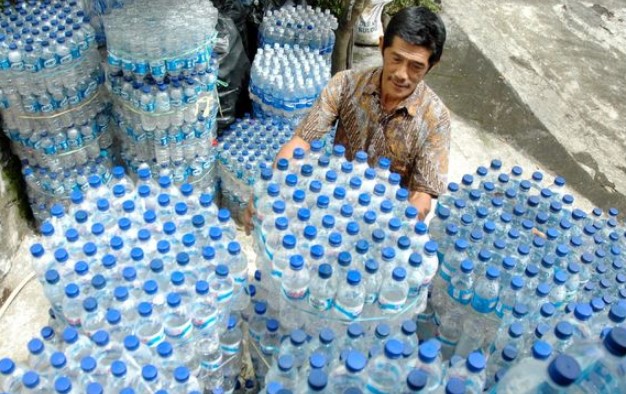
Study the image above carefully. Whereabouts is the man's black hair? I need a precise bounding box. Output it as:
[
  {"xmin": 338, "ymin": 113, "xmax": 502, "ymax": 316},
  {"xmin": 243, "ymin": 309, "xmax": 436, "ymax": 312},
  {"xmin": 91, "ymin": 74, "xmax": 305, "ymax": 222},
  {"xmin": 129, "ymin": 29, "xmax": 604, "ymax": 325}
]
[{"xmin": 383, "ymin": 7, "xmax": 447, "ymax": 68}]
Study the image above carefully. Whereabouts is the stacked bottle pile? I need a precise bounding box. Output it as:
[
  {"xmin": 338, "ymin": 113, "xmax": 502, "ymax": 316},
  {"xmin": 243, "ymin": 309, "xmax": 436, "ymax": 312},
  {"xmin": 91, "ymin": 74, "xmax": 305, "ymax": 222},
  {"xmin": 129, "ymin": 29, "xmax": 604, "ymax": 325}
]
[
  {"xmin": 217, "ymin": 115, "xmax": 295, "ymax": 222},
  {"xmin": 21, "ymin": 166, "xmax": 248, "ymax": 393},
  {"xmin": 258, "ymin": 5, "xmax": 337, "ymax": 61},
  {"xmin": 0, "ymin": 326, "xmax": 204, "ymax": 393},
  {"xmin": 251, "ymin": 143, "xmax": 438, "ymax": 336},
  {"xmin": 103, "ymin": 0, "xmax": 220, "ymax": 193},
  {"xmin": 252, "ymin": 317, "xmax": 626, "ymax": 393},
  {"xmin": 427, "ymin": 161, "xmax": 625, "ymax": 358},
  {"xmin": 0, "ymin": 0, "xmax": 113, "ymax": 222},
  {"xmin": 249, "ymin": 44, "xmax": 331, "ymax": 127}
]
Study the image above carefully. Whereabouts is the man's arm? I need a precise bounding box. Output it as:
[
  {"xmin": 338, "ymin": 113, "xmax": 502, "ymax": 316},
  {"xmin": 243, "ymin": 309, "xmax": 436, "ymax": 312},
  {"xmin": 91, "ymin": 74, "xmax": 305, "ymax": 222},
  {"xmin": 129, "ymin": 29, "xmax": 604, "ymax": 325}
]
[
  {"xmin": 275, "ymin": 70, "xmax": 348, "ymax": 163},
  {"xmin": 407, "ymin": 108, "xmax": 451, "ymax": 220}
]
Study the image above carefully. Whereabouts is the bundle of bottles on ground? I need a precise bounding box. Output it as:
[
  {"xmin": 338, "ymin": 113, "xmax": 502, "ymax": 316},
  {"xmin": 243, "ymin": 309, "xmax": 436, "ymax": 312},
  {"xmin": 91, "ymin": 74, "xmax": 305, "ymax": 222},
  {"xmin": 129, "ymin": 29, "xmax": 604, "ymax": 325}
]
[
  {"xmin": 257, "ymin": 5, "xmax": 338, "ymax": 60},
  {"xmin": 249, "ymin": 43, "xmax": 330, "ymax": 127},
  {"xmin": 104, "ymin": 0, "xmax": 220, "ymax": 191},
  {"xmin": 251, "ymin": 143, "xmax": 439, "ymax": 331},
  {"xmin": 6, "ymin": 165, "xmax": 249, "ymax": 393},
  {"xmin": 217, "ymin": 115, "xmax": 295, "ymax": 221},
  {"xmin": 0, "ymin": 0, "xmax": 114, "ymax": 222},
  {"xmin": 428, "ymin": 159, "xmax": 625, "ymax": 359},
  {"xmin": 217, "ymin": 115, "xmax": 336, "ymax": 223}
]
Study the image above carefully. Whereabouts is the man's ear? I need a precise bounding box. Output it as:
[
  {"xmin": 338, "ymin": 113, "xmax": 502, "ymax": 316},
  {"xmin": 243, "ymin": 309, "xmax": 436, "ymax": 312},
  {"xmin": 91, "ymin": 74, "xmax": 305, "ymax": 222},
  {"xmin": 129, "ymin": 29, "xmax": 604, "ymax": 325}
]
[{"xmin": 378, "ymin": 36, "xmax": 384, "ymax": 54}]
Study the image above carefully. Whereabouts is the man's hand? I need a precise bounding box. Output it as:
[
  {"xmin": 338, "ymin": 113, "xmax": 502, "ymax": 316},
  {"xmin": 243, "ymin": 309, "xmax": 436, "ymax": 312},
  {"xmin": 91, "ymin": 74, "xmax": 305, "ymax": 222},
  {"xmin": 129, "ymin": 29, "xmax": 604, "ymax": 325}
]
[
  {"xmin": 243, "ymin": 196, "xmax": 255, "ymax": 236},
  {"xmin": 409, "ymin": 191, "xmax": 433, "ymax": 221}
]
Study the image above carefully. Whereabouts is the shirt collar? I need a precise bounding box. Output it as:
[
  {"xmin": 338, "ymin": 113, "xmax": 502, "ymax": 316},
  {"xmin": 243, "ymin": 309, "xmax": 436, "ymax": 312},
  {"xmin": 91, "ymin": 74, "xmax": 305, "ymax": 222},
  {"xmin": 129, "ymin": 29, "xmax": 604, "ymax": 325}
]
[{"xmin": 364, "ymin": 66, "xmax": 424, "ymax": 117}]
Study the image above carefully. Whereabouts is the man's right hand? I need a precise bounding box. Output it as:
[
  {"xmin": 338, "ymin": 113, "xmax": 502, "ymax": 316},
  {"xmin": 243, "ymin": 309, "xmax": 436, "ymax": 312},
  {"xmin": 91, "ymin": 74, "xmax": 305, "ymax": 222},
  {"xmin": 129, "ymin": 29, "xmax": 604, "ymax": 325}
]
[{"xmin": 243, "ymin": 196, "xmax": 255, "ymax": 236}]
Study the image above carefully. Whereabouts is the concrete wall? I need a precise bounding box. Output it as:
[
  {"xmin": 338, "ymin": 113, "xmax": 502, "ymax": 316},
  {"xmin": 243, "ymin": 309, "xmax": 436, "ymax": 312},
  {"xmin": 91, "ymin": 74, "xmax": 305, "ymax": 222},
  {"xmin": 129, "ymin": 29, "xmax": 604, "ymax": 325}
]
[{"xmin": 0, "ymin": 131, "xmax": 33, "ymax": 296}]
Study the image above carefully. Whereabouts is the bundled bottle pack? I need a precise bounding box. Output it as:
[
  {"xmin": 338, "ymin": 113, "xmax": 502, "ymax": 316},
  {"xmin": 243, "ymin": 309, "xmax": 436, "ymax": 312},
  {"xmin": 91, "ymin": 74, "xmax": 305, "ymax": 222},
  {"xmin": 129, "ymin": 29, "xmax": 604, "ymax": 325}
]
[
  {"xmin": 0, "ymin": 0, "xmax": 114, "ymax": 222},
  {"xmin": 249, "ymin": 44, "xmax": 330, "ymax": 127},
  {"xmin": 103, "ymin": 0, "xmax": 220, "ymax": 194},
  {"xmin": 0, "ymin": 166, "xmax": 251, "ymax": 393},
  {"xmin": 217, "ymin": 115, "xmax": 295, "ymax": 223},
  {"xmin": 251, "ymin": 143, "xmax": 438, "ymax": 338},
  {"xmin": 243, "ymin": 160, "xmax": 626, "ymax": 394},
  {"xmin": 258, "ymin": 5, "xmax": 337, "ymax": 61}
]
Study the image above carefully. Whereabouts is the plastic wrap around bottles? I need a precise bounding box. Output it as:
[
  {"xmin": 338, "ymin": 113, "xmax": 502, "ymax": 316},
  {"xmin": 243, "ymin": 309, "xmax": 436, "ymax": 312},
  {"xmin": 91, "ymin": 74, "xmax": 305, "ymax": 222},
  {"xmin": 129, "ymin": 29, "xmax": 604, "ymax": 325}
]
[
  {"xmin": 12, "ymin": 167, "xmax": 245, "ymax": 393},
  {"xmin": 249, "ymin": 44, "xmax": 330, "ymax": 128},
  {"xmin": 251, "ymin": 143, "xmax": 436, "ymax": 337},
  {"xmin": 0, "ymin": 1, "xmax": 114, "ymax": 222},
  {"xmin": 102, "ymin": 0, "xmax": 221, "ymax": 196}
]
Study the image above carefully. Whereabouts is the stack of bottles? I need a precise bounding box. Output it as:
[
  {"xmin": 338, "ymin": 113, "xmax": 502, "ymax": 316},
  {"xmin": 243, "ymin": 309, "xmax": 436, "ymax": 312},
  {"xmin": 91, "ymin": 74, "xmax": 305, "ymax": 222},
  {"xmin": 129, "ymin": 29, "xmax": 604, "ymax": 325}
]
[
  {"xmin": 251, "ymin": 143, "xmax": 439, "ymax": 336},
  {"xmin": 0, "ymin": 0, "xmax": 113, "ymax": 222},
  {"xmin": 249, "ymin": 44, "xmax": 330, "ymax": 127},
  {"xmin": 253, "ymin": 321, "xmax": 626, "ymax": 393},
  {"xmin": 0, "ymin": 326, "xmax": 204, "ymax": 393},
  {"xmin": 244, "ymin": 279, "xmax": 626, "ymax": 393},
  {"xmin": 25, "ymin": 166, "xmax": 248, "ymax": 393},
  {"xmin": 80, "ymin": 0, "xmax": 133, "ymax": 46},
  {"xmin": 258, "ymin": 4, "xmax": 337, "ymax": 60},
  {"xmin": 103, "ymin": 0, "xmax": 220, "ymax": 193},
  {"xmin": 427, "ymin": 161, "xmax": 625, "ymax": 359},
  {"xmin": 217, "ymin": 115, "xmax": 294, "ymax": 222},
  {"xmin": 246, "ymin": 306, "xmax": 490, "ymax": 394}
]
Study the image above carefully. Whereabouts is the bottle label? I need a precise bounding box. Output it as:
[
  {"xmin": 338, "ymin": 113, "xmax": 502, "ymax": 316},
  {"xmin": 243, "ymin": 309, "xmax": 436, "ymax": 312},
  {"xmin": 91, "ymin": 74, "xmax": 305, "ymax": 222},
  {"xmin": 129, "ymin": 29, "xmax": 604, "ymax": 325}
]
[
  {"xmin": 221, "ymin": 341, "xmax": 241, "ymax": 356},
  {"xmin": 200, "ymin": 356, "xmax": 222, "ymax": 372},
  {"xmin": 0, "ymin": 58, "xmax": 9, "ymax": 70},
  {"xmin": 334, "ymin": 302, "xmax": 363, "ymax": 320},
  {"xmin": 216, "ymin": 288, "xmax": 233, "ymax": 303},
  {"xmin": 41, "ymin": 103, "xmax": 54, "ymax": 113},
  {"xmin": 107, "ymin": 53, "xmax": 121, "ymax": 66},
  {"xmin": 166, "ymin": 59, "xmax": 181, "ymax": 72},
  {"xmin": 471, "ymin": 295, "xmax": 498, "ymax": 313},
  {"xmin": 165, "ymin": 322, "xmax": 193, "ymax": 340},
  {"xmin": 141, "ymin": 329, "xmax": 165, "ymax": 348},
  {"xmin": 170, "ymin": 98, "xmax": 182, "ymax": 107},
  {"xmin": 23, "ymin": 103, "xmax": 37, "ymax": 112},
  {"xmin": 68, "ymin": 94, "xmax": 80, "ymax": 105},
  {"xmin": 408, "ymin": 285, "xmax": 421, "ymax": 298},
  {"xmin": 141, "ymin": 102, "xmax": 155, "ymax": 113},
  {"xmin": 59, "ymin": 54, "xmax": 73, "ymax": 65},
  {"xmin": 71, "ymin": 48, "xmax": 81, "ymax": 59},
  {"xmin": 448, "ymin": 285, "xmax": 472, "ymax": 305},
  {"xmin": 43, "ymin": 58, "xmax": 57, "ymax": 68},
  {"xmin": 10, "ymin": 61, "xmax": 24, "ymax": 71},
  {"xmin": 282, "ymin": 286, "xmax": 308, "ymax": 301},
  {"xmin": 436, "ymin": 334, "xmax": 458, "ymax": 347},
  {"xmin": 364, "ymin": 292, "xmax": 377, "ymax": 304},
  {"xmin": 122, "ymin": 59, "xmax": 133, "ymax": 72},
  {"xmin": 192, "ymin": 313, "xmax": 217, "ymax": 330},
  {"xmin": 309, "ymin": 296, "xmax": 332, "ymax": 311},
  {"xmin": 65, "ymin": 316, "xmax": 82, "ymax": 328},
  {"xmin": 134, "ymin": 62, "xmax": 148, "ymax": 75},
  {"xmin": 79, "ymin": 41, "xmax": 89, "ymax": 51},
  {"xmin": 150, "ymin": 62, "xmax": 165, "ymax": 77},
  {"xmin": 378, "ymin": 295, "xmax": 406, "ymax": 312},
  {"xmin": 55, "ymin": 96, "xmax": 69, "ymax": 109},
  {"xmin": 494, "ymin": 301, "xmax": 512, "ymax": 318},
  {"xmin": 24, "ymin": 62, "xmax": 38, "ymax": 72},
  {"xmin": 184, "ymin": 57, "xmax": 196, "ymax": 70}
]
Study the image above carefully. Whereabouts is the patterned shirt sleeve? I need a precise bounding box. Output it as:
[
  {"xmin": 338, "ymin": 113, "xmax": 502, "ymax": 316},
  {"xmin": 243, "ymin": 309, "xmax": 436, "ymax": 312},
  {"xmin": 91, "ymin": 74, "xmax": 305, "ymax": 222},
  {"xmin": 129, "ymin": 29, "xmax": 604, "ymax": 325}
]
[
  {"xmin": 295, "ymin": 70, "xmax": 349, "ymax": 143},
  {"xmin": 407, "ymin": 106, "xmax": 451, "ymax": 197}
]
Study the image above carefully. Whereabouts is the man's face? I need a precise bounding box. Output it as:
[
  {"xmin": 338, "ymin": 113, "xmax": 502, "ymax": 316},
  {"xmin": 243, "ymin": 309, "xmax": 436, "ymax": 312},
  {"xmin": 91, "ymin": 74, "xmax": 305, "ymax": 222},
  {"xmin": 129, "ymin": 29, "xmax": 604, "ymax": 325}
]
[{"xmin": 380, "ymin": 36, "xmax": 433, "ymax": 102}]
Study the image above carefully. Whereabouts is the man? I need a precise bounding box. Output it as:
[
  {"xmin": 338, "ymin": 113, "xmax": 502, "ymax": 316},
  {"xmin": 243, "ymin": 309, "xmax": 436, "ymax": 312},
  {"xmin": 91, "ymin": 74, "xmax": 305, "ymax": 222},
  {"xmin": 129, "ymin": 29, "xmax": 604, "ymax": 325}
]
[{"xmin": 245, "ymin": 6, "xmax": 449, "ymax": 233}]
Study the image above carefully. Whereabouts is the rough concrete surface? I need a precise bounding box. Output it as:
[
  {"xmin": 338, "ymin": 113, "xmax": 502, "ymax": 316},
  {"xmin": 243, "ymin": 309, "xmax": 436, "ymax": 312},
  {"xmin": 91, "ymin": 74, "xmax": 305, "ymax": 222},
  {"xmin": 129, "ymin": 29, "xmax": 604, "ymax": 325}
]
[{"xmin": 442, "ymin": 0, "xmax": 626, "ymax": 213}]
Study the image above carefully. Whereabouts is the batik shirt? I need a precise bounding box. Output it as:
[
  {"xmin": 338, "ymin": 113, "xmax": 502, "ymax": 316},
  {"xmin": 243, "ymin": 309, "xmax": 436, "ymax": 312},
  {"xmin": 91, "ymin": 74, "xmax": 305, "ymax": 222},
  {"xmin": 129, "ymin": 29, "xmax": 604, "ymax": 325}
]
[{"xmin": 295, "ymin": 66, "xmax": 451, "ymax": 197}]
